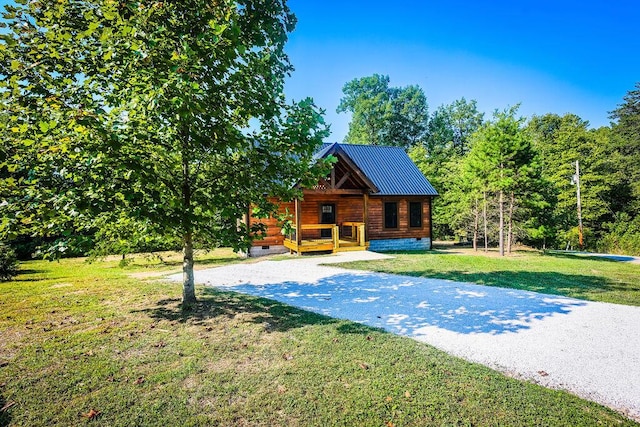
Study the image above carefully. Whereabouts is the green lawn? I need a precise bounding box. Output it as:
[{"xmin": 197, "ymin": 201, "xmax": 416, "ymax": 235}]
[
  {"xmin": 0, "ymin": 250, "xmax": 637, "ymax": 426},
  {"xmin": 337, "ymin": 246, "xmax": 640, "ymax": 306}
]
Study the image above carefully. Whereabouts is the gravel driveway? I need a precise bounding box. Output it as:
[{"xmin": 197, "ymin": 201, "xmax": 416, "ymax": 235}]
[{"xmin": 170, "ymin": 251, "xmax": 640, "ymax": 420}]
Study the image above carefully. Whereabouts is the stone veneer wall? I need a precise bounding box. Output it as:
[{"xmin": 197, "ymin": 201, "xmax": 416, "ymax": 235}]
[{"xmin": 368, "ymin": 237, "xmax": 431, "ymax": 252}]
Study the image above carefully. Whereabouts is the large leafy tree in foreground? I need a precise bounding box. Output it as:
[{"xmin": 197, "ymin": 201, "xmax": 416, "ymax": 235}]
[{"xmin": 1, "ymin": 1, "xmax": 329, "ymax": 307}]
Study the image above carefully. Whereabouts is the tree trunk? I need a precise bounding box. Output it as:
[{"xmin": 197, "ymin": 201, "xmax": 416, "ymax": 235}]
[
  {"xmin": 507, "ymin": 192, "xmax": 515, "ymax": 254},
  {"xmin": 499, "ymin": 189, "xmax": 504, "ymax": 256},
  {"xmin": 181, "ymin": 129, "xmax": 197, "ymax": 308},
  {"xmin": 473, "ymin": 196, "xmax": 479, "ymax": 251},
  {"xmin": 483, "ymin": 191, "xmax": 488, "ymax": 253},
  {"xmin": 182, "ymin": 231, "xmax": 196, "ymax": 307}
]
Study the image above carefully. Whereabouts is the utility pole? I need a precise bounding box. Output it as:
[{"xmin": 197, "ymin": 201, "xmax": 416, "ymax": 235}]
[{"xmin": 573, "ymin": 160, "xmax": 584, "ymax": 249}]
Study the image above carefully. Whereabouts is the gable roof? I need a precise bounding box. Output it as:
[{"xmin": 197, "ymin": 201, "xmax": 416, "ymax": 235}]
[{"xmin": 317, "ymin": 143, "xmax": 438, "ymax": 196}]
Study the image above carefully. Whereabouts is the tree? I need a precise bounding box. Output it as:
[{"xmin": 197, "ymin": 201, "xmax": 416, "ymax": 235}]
[
  {"xmin": 0, "ymin": 1, "xmax": 330, "ymax": 307},
  {"xmin": 527, "ymin": 114, "xmax": 619, "ymax": 248},
  {"xmin": 337, "ymin": 74, "xmax": 428, "ymax": 148},
  {"xmin": 410, "ymin": 98, "xmax": 484, "ymax": 239},
  {"xmin": 464, "ymin": 131, "xmax": 495, "ymax": 251},
  {"xmin": 610, "ymin": 82, "xmax": 640, "ymax": 213},
  {"xmin": 467, "ymin": 106, "xmax": 534, "ymax": 256}
]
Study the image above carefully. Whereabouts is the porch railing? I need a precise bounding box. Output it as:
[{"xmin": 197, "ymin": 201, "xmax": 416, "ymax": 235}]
[
  {"xmin": 342, "ymin": 222, "xmax": 366, "ymax": 246},
  {"xmin": 284, "ymin": 222, "xmax": 366, "ymax": 253}
]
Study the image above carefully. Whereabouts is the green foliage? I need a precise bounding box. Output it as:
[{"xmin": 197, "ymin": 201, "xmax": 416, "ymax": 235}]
[
  {"xmin": 426, "ymin": 98, "xmax": 484, "ymax": 157},
  {"xmin": 0, "ymin": 242, "xmax": 18, "ymax": 281},
  {"xmin": 89, "ymin": 214, "xmax": 181, "ymax": 259},
  {"xmin": 598, "ymin": 213, "xmax": 640, "ymax": 256},
  {"xmin": 410, "ymin": 98, "xmax": 484, "ymax": 238},
  {"xmin": 462, "ymin": 106, "xmax": 540, "ymax": 253},
  {"xmin": 0, "ymin": 1, "xmax": 330, "ymax": 302},
  {"xmin": 610, "ymin": 82, "xmax": 640, "ymax": 213},
  {"xmin": 527, "ymin": 114, "xmax": 623, "ymax": 248},
  {"xmin": 337, "ymin": 74, "xmax": 428, "ymax": 148},
  {"xmin": 339, "ymin": 74, "xmax": 639, "ymax": 254}
]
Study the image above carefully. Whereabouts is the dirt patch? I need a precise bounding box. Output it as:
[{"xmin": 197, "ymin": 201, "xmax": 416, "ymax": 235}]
[
  {"xmin": 50, "ymin": 283, "xmax": 73, "ymax": 288},
  {"xmin": 128, "ymin": 271, "xmax": 177, "ymax": 280}
]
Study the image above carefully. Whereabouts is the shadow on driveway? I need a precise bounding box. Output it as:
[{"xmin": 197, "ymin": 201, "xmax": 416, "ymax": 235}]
[{"xmin": 227, "ymin": 272, "xmax": 587, "ymax": 336}]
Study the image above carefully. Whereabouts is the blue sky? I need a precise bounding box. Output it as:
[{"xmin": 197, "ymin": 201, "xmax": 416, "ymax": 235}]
[
  {"xmin": 285, "ymin": 0, "xmax": 640, "ymax": 140},
  {"xmin": 2, "ymin": 1, "xmax": 638, "ymax": 141}
]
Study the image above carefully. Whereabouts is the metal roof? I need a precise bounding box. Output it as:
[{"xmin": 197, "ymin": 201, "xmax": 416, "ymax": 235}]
[{"xmin": 318, "ymin": 143, "xmax": 438, "ymax": 196}]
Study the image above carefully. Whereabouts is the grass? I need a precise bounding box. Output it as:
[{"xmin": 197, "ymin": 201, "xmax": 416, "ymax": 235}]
[
  {"xmin": 0, "ymin": 249, "xmax": 637, "ymax": 426},
  {"xmin": 336, "ymin": 245, "xmax": 640, "ymax": 306}
]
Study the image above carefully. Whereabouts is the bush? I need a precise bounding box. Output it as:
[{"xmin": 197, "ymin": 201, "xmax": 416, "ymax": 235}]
[
  {"xmin": 0, "ymin": 243, "xmax": 19, "ymax": 281},
  {"xmin": 560, "ymin": 227, "xmax": 595, "ymax": 251},
  {"xmin": 598, "ymin": 213, "xmax": 640, "ymax": 256}
]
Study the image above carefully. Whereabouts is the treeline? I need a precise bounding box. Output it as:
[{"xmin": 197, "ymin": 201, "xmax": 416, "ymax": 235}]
[{"xmin": 338, "ymin": 75, "xmax": 640, "ymax": 255}]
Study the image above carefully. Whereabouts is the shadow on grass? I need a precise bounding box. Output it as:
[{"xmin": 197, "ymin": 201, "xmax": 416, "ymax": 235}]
[
  {"xmin": 542, "ymin": 251, "xmax": 635, "ymax": 263},
  {"xmin": 135, "ymin": 288, "xmax": 339, "ymax": 333},
  {"xmin": 16, "ymin": 269, "xmax": 45, "ymax": 275},
  {"xmin": 390, "ymin": 268, "xmax": 636, "ymax": 302},
  {"xmin": 8, "ymin": 269, "xmax": 47, "ymax": 283},
  {"xmin": 356, "ymin": 249, "xmax": 638, "ymax": 303},
  {"xmin": 0, "ymin": 393, "xmax": 11, "ymax": 427},
  {"xmin": 336, "ymin": 322, "xmax": 386, "ymax": 335}
]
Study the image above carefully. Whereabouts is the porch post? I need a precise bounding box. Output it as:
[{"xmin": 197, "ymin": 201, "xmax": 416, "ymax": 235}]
[
  {"xmin": 428, "ymin": 197, "xmax": 433, "ymax": 250},
  {"xmin": 295, "ymin": 197, "xmax": 302, "ymax": 252},
  {"xmin": 363, "ymin": 191, "xmax": 369, "ymax": 243}
]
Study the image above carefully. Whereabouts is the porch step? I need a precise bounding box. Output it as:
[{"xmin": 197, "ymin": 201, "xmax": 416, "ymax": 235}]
[{"xmin": 335, "ymin": 245, "xmax": 369, "ymax": 252}]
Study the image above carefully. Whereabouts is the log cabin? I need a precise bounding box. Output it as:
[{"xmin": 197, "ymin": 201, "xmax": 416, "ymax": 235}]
[{"xmin": 247, "ymin": 142, "xmax": 438, "ymax": 256}]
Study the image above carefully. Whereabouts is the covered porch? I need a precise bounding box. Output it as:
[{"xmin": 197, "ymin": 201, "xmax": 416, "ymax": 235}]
[
  {"xmin": 281, "ymin": 156, "xmax": 375, "ymax": 254},
  {"xmin": 284, "ymin": 222, "xmax": 368, "ymax": 254}
]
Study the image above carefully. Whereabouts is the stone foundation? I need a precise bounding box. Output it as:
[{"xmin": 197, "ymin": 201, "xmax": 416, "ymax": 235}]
[{"xmin": 368, "ymin": 237, "xmax": 431, "ymax": 252}]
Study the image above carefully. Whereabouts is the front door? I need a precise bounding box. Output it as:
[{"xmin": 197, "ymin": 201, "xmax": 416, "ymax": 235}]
[{"xmin": 320, "ymin": 203, "xmax": 336, "ymax": 238}]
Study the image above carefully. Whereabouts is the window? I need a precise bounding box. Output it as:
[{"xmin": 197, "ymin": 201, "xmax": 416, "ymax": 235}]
[
  {"xmin": 384, "ymin": 202, "xmax": 398, "ymax": 228},
  {"xmin": 409, "ymin": 202, "xmax": 422, "ymax": 228}
]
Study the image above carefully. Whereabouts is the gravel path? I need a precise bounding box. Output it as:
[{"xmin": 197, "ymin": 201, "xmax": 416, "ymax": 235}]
[
  {"xmin": 170, "ymin": 251, "xmax": 640, "ymax": 421},
  {"xmin": 548, "ymin": 250, "xmax": 640, "ymax": 264}
]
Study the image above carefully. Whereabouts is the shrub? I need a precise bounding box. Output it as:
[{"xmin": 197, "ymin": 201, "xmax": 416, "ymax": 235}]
[
  {"xmin": 0, "ymin": 243, "xmax": 19, "ymax": 281},
  {"xmin": 557, "ymin": 226, "xmax": 596, "ymax": 251},
  {"xmin": 598, "ymin": 213, "xmax": 640, "ymax": 256}
]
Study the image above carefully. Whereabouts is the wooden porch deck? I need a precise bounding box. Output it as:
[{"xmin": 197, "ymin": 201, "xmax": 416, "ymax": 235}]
[
  {"xmin": 283, "ymin": 238, "xmax": 369, "ymax": 253},
  {"xmin": 284, "ymin": 222, "xmax": 367, "ymax": 254}
]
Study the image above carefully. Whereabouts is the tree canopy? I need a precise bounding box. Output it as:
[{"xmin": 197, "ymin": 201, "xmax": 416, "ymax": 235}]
[
  {"xmin": 372, "ymin": 75, "xmax": 640, "ymax": 255},
  {"xmin": 1, "ymin": 0, "xmax": 330, "ymax": 306},
  {"xmin": 337, "ymin": 74, "xmax": 428, "ymax": 148}
]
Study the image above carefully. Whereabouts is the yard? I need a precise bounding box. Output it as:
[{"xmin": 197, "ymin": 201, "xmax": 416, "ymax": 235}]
[
  {"xmin": 0, "ymin": 249, "xmax": 637, "ymax": 426},
  {"xmin": 337, "ymin": 244, "xmax": 640, "ymax": 306}
]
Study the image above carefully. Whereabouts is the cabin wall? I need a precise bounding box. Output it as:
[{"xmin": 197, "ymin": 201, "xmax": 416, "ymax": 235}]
[
  {"xmin": 249, "ymin": 193, "xmax": 366, "ymax": 247},
  {"xmin": 299, "ymin": 193, "xmax": 365, "ymax": 240},
  {"xmin": 249, "ymin": 194, "xmax": 433, "ymax": 254},
  {"xmin": 367, "ymin": 196, "xmax": 432, "ymax": 249},
  {"xmin": 249, "ymin": 198, "xmax": 293, "ymax": 249}
]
